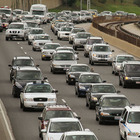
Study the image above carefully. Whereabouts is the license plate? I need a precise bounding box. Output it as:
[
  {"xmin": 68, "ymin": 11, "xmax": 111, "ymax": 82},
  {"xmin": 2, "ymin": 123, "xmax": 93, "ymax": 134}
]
[
  {"xmin": 114, "ymin": 116, "xmax": 120, "ymax": 120},
  {"xmin": 136, "ymin": 82, "xmax": 140, "ymax": 84},
  {"xmin": 37, "ymin": 103, "xmax": 44, "ymax": 107}
]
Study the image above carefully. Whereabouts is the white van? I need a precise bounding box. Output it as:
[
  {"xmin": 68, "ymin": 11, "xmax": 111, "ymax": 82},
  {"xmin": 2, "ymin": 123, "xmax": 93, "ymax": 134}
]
[{"xmin": 30, "ymin": 4, "xmax": 48, "ymax": 24}]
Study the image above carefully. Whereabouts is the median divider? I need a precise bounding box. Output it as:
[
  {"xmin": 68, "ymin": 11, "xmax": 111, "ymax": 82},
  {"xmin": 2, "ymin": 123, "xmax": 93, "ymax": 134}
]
[{"xmin": 0, "ymin": 99, "xmax": 15, "ymax": 140}]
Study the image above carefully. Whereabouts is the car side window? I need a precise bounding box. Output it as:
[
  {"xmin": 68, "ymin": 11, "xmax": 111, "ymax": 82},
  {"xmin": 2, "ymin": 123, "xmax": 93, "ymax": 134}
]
[
  {"xmin": 121, "ymin": 109, "xmax": 127, "ymax": 118},
  {"xmin": 123, "ymin": 111, "xmax": 128, "ymax": 122}
]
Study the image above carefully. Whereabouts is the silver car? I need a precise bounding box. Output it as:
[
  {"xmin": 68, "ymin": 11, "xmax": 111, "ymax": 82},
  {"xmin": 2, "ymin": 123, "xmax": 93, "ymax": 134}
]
[
  {"xmin": 89, "ymin": 43, "xmax": 114, "ymax": 65},
  {"xmin": 112, "ymin": 54, "xmax": 135, "ymax": 75},
  {"xmin": 50, "ymin": 50, "xmax": 78, "ymax": 74}
]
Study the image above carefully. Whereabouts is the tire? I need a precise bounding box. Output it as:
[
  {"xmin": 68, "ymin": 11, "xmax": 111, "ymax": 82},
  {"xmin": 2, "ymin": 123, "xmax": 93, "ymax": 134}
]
[
  {"xmin": 91, "ymin": 61, "xmax": 94, "ymax": 65},
  {"xmin": 112, "ymin": 70, "xmax": 114, "ymax": 74},
  {"xmin": 122, "ymin": 80, "xmax": 127, "ymax": 88},
  {"xmin": 6, "ymin": 37, "xmax": 9, "ymax": 41},
  {"xmin": 89, "ymin": 102, "xmax": 93, "ymax": 109},
  {"xmin": 69, "ymin": 40, "xmax": 72, "ymax": 44},
  {"xmin": 77, "ymin": 91, "xmax": 81, "ymax": 97},
  {"xmin": 23, "ymin": 103, "xmax": 27, "ymax": 111},
  {"xmin": 86, "ymin": 98, "xmax": 89, "ymax": 107},
  {"xmin": 96, "ymin": 115, "xmax": 98, "ymax": 121},
  {"xmin": 32, "ymin": 48, "xmax": 36, "ymax": 51},
  {"xmin": 20, "ymin": 100, "xmax": 23, "ymax": 108},
  {"xmin": 68, "ymin": 80, "xmax": 71, "ymax": 85},
  {"xmin": 22, "ymin": 36, "xmax": 26, "ymax": 41},
  {"xmin": 120, "ymin": 134, "xmax": 124, "ymax": 140},
  {"xmin": 28, "ymin": 41, "xmax": 31, "ymax": 45},
  {"xmin": 12, "ymin": 88, "xmax": 17, "ymax": 98},
  {"xmin": 89, "ymin": 59, "xmax": 91, "ymax": 64},
  {"xmin": 99, "ymin": 117, "xmax": 103, "ymax": 124}
]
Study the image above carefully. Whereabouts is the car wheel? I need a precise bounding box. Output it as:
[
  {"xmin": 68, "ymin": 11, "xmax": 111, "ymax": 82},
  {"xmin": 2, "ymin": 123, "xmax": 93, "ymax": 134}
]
[
  {"xmin": 20, "ymin": 100, "xmax": 23, "ymax": 108},
  {"xmin": 119, "ymin": 77, "xmax": 122, "ymax": 86},
  {"xmin": 77, "ymin": 91, "xmax": 81, "ymax": 97},
  {"xmin": 112, "ymin": 70, "xmax": 114, "ymax": 74},
  {"xmin": 89, "ymin": 59, "xmax": 91, "ymax": 64},
  {"xmin": 89, "ymin": 102, "xmax": 93, "ymax": 109},
  {"xmin": 120, "ymin": 134, "xmax": 124, "ymax": 140},
  {"xmin": 23, "ymin": 103, "xmax": 27, "ymax": 111},
  {"xmin": 91, "ymin": 61, "xmax": 94, "ymax": 65},
  {"xmin": 75, "ymin": 90, "xmax": 77, "ymax": 95},
  {"xmin": 86, "ymin": 98, "xmax": 89, "ymax": 107},
  {"xmin": 122, "ymin": 80, "xmax": 127, "ymax": 88},
  {"xmin": 108, "ymin": 62, "xmax": 112, "ymax": 66},
  {"xmin": 6, "ymin": 37, "xmax": 9, "ymax": 41},
  {"xmin": 99, "ymin": 117, "xmax": 103, "ymax": 124},
  {"xmin": 96, "ymin": 114, "xmax": 98, "ymax": 121},
  {"xmin": 22, "ymin": 36, "xmax": 26, "ymax": 41},
  {"xmin": 52, "ymin": 69, "xmax": 56, "ymax": 74},
  {"xmin": 32, "ymin": 47, "xmax": 36, "ymax": 51},
  {"xmin": 12, "ymin": 88, "xmax": 17, "ymax": 98},
  {"xmin": 69, "ymin": 40, "xmax": 72, "ymax": 44},
  {"xmin": 28, "ymin": 41, "xmax": 31, "ymax": 45}
]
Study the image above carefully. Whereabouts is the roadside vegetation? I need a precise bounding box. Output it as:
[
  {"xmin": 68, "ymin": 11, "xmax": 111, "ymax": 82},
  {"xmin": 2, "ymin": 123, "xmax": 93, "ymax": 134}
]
[{"xmin": 49, "ymin": 0, "xmax": 140, "ymax": 15}]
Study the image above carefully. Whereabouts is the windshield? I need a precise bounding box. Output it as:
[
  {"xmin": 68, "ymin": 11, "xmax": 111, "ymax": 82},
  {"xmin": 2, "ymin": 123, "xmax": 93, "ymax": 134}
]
[
  {"xmin": 13, "ymin": 59, "xmax": 34, "ymax": 66},
  {"xmin": 79, "ymin": 75, "xmax": 102, "ymax": 83},
  {"xmin": 71, "ymin": 66, "xmax": 90, "ymax": 72},
  {"xmin": 35, "ymin": 35, "xmax": 50, "ymax": 40},
  {"xmin": 127, "ymin": 112, "xmax": 140, "ymax": 123},
  {"xmin": 0, "ymin": 9, "xmax": 11, "ymax": 14},
  {"xmin": 25, "ymin": 84, "xmax": 52, "ymax": 93},
  {"xmin": 72, "ymin": 29, "xmax": 85, "ymax": 33},
  {"xmin": 32, "ymin": 10, "xmax": 44, "ymax": 15},
  {"xmin": 94, "ymin": 46, "xmax": 110, "ymax": 52},
  {"xmin": 76, "ymin": 34, "xmax": 90, "ymax": 38},
  {"xmin": 65, "ymin": 135, "xmax": 97, "ymax": 140},
  {"xmin": 14, "ymin": 10, "xmax": 22, "ymax": 14},
  {"xmin": 117, "ymin": 56, "xmax": 134, "ymax": 63},
  {"xmin": 54, "ymin": 53, "xmax": 75, "ymax": 60},
  {"xmin": 88, "ymin": 39, "xmax": 103, "ymax": 45},
  {"xmin": 9, "ymin": 24, "xmax": 24, "ymax": 29},
  {"xmin": 16, "ymin": 71, "xmax": 42, "ymax": 80},
  {"xmin": 30, "ymin": 29, "xmax": 43, "ymax": 34},
  {"xmin": 27, "ymin": 22, "xmax": 38, "ymax": 27},
  {"xmin": 44, "ymin": 110, "xmax": 73, "ymax": 120},
  {"xmin": 43, "ymin": 44, "xmax": 60, "ymax": 49},
  {"xmin": 57, "ymin": 48, "xmax": 74, "ymax": 53},
  {"xmin": 61, "ymin": 27, "xmax": 72, "ymax": 31},
  {"xmin": 101, "ymin": 97, "xmax": 129, "ymax": 107},
  {"xmin": 91, "ymin": 85, "xmax": 116, "ymax": 93},
  {"xmin": 126, "ymin": 64, "xmax": 140, "ymax": 73},
  {"xmin": 49, "ymin": 122, "xmax": 82, "ymax": 133}
]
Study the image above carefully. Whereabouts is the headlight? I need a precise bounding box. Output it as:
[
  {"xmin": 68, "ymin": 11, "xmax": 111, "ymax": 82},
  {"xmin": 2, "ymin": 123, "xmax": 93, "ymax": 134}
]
[
  {"xmin": 79, "ymin": 85, "xmax": 86, "ymax": 90},
  {"xmin": 91, "ymin": 96, "xmax": 98, "ymax": 101},
  {"xmin": 69, "ymin": 74, "xmax": 75, "ymax": 78},
  {"xmin": 24, "ymin": 98, "xmax": 33, "ymax": 101},
  {"xmin": 29, "ymin": 35, "xmax": 34, "ymax": 39},
  {"xmin": 93, "ymin": 54, "xmax": 96, "ymax": 57},
  {"xmin": 116, "ymin": 65, "xmax": 121, "ymax": 69},
  {"xmin": 100, "ymin": 112, "xmax": 110, "ymax": 116},
  {"xmin": 48, "ymin": 98, "xmax": 56, "ymax": 101},
  {"xmin": 108, "ymin": 54, "xmax": 112, "ymax": 58},
  {"xmin": 125, "ymin": 77, "xmax": 132, "ymax": 80},
  {"xmin": 128, "ymin": 132, "xmax": 140, "ymax": 136},
  {"xmin": 15, "ymin": 82, "xmax": 22, "ymax": 89}
]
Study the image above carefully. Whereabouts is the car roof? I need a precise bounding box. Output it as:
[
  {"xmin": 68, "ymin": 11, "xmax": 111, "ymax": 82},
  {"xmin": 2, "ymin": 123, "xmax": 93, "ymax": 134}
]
[
  {"xmin": 13, "ymin": 56, "xmax": 33, "ymax": 60},
  {"xmin": 56, "ymin": 47, "xmax": 73, "ymax": 49},
  {"xmin": 49, "ymin": 117, "xmax": 79, "ymax": 122},
  {"xmin": 116, "ymin": 54, "xmax": 134, "ymax": 57},
  {"xmin": 123, "ymin": 60, "xmax": 140, "ymax": 65},
  {"xmin": 125, "ymin": 106, "xmax": 140, "ymax": 112},
  {"xmin": 26, "ymin": 81, "xmax": 49, "ymax": 86},
  {"xmin": 16, "ymin": 66, "xmax": 40, "ymax": 71},
  {"xmin": 44, "ymin": 105, "xmax": 71, "ymax": 111},
  {"xmin": 54, "ymin": 50, "xmax": 74, "ymax": 53},
  {"xmin": 80, "ymin": 72, "xmax": 100, "ymax": 76},
  {"xmin": 45, "ymin": 43, "xmax": 60, "ymax": 45},
  {"xmin": 71, "ymin": 64, "xmax": 89, "ymax": 67},
  {"xmin": 101, "ymin": 94, "xmax": 127, "ymax": 98},
  {"xmin": 92, "ymin": 43, "xmax": 109, "ymax": 47},
  {"xmin": 64, "ymin": 131, "xmax": 96, "ymax": 136},
  {"xmin": 90, "ymin": 83, "xmax": 114, "ymax": 86},
  {"xmin": 10, "ymin": 22, "xmax": 26, "ymax": 25},
  {"xmin": 34, "ymin": 33, "xmax": 49, "ymax": 36},
  {"xmin": 30, "ymin": 28, "xmax": 43, "ymax": 30}
]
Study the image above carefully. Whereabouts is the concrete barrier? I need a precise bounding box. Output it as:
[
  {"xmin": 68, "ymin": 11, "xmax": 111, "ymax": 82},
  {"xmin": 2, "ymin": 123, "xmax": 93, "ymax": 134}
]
[
  {"xmin": 0, "ymin": 99, "xmax": 15, "ymax": 140},
  {"xmin": 89, "ymin": 25, "xmax": 140, "ymax": 58}
]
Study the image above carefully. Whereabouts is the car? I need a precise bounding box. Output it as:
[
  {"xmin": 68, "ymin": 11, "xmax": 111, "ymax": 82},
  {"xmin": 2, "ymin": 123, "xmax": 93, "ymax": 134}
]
[
  {"xmin": 112, "ymin": 54, "xmax": 135, "ymax": 75},
  {"xmin": 79, "ymin": 13, "xmax": 87, "ymax": 23},
  {"xmin": 41, "ymin": 118, "xmax": 84, "ymax": 140},
  {"xmin": 95, "ymin": 94, "xmax": 130, "ymax": 124},
  {"xmin": 119, "ymin": 106, "xmax": 140, "ymax": 140},
  {"xmin": 60, "ymin": 131, "xmax": 98, "ymax": 140},
  {"xmin": 66, "ymin": 64, "xmax": 94, "ymax": 85},
  {"xmin": 69, "ymin": 27, "xmax": 86, "ymax": 44},
  {"xmin": 20, "ymin": 15, "xmax": 36, "ymax": 22},
  {"xmin": 84, "ymin": 36, "xmax": 104, "ymax": 57},
  {"xmin": 28, "ymin": 28, "xmax": 44, "ymax": 45},
  {"xmin": 8, "ymin": 56, "xmax": 35, "ymax": 82},
  {"xmin": 50, "ymin": 50, "xmax": 78, "ymax": 74},
  {"xmin": 41, "ymin": 43, "xmax": 61, "ymax": 60},
  {"xmin": 86, "ymin": 83, "xmax": 120, "ymax": 109},
  {"xmin": 0, "ymin": 20, "xmax": 3, "ymax": 32},
  {"xmin": 75, "ymin": 72, "xmax": 104, "ymax": 97},
  {"xmin": 38, "ymin": 100, "xmax": 80, "ymax": 138},
  {"xmin": 84, "ymin": 12, "xmax": 93, "ymax": 22},
  {"xmin": 119, "ymin": 61, "xmax": 140, "ymax": 88},
  {"xmin": 20, "ymin": 81, "xmax": 58, "ymax": 111},
  {"xmin": 89, "ymin": 43, "xmax": 114, "ymax": 65},
  {"xmin": 26, "ymin": 21, "xmax": 39, "ymax": 30},
  {"xmin": 32, "ymin": 34, "xmax": 52, "ymax": 51},
  {"xmin": 5, "ymin": 22, "xmax": 29, "ymax": 41},
  {"xmin": 1, "ymin": 18, "xmax": 9, "ymax": 30},
  {"xmin": 55, "ymin": 46, "xmax": 79, "ymax": 60},
  {"xmin": 57, "ymin": 26, "xmax": 73, "ymax": 40},
  {"xmin": 11, "ymin": 66, "xmax": 48, "ymax": 97},
  {"xmin": 71, "ymin": 12, "xmax": 80, "ymax": 24},
  {"xmin": 73, "ymin": 32, "xmax": 91, "ymax": 50}
]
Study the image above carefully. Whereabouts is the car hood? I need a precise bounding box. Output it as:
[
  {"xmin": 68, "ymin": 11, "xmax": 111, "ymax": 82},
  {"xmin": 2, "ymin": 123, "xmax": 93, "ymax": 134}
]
[
  {"xmin": 101, "ymin": 107, "xmax": 124, "ymax": 114},
  {"xmin": 59, "ymin": 31, "xmax": 71, "ymax": 34},
  {"xmin": 17, "ymin": 80, "xmax": 42, "ymax": 87},
  {"xmin": 24, "ymin": 93, "xmax": 56, "ymax": 98},
  {"xmin": 91, "ymin": 93, "xmax": 117, "ymax": 99},
  {"xmin": 52, "ymin": 60, "xmax": 77, "ymax": 65},
  {"xmin": 127, "ymin": 124, "xmax": 140, "ymax": 132},
  {"xmin": 7, "ymin": 29, "xmax": 24, "ymax": 31},
  {"xmin": 48, "ymin": 133, "xmax": 63, "ymax": 140}
]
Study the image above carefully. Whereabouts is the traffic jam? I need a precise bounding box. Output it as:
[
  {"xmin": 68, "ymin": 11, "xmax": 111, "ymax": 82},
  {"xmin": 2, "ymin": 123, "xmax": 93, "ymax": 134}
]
[{"xmin": 0, "ymin": 4, "xmax": 140, "ymax": 140}]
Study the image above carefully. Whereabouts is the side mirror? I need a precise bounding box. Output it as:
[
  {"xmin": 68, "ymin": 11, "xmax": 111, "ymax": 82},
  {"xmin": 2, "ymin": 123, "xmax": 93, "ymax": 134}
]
[
  {"xmin": 102, "ymin": 80, "xmax": 106, "ymax": 83},
  {"xmin": 52, "ymin": 89, "xmax": 58, "ymax": 93},
  {"xmin": 41, "ymin": 129, "xmax": 47, "ymax": 133},
  {"xmin": 66, "ymin": 69, "xmax": 69, "ymax": 72},
  {"xmin": 96, "ymin": 102, "xmax": 99, "ymax": 106},
  {"xmin": 76, "ymin": 58, "xmax": 79, "ymax": 60},
  {"xmin": 120, "ymin": 120, "xmax": 125, "ymax": 123},
  {"xmin": 112, "ymin": 50, "xmax": 114, "ymax": 52},
  {"xmin": 44, "ymin": 77, "xmax": 48, "ymax": 80},
  {"xmin": 36, "ymin": 64, "xmax": 39, "ymax": 67},
  {"xmin": 117, "ymin": 90, "xmax": 121, "ymax": 93},
  {"xmin": 38, "ymin": 116, "xmax": 43, "ymax": 120},
  {"xmin": 8, "ymin": 64, "xmax": 12, "ymax": 67},
  {"xmin": 51, "ymin": 39, "xmax": 53, "ymax": 41},
  {"xmin": 75, "ymin": 52, "xmax": 79, "ymax": 54}
]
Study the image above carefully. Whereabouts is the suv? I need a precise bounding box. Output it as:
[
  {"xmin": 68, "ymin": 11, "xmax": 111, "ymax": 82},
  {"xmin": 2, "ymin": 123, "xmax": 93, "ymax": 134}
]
[
  {"xmin": 38, "ymin": 100, "xmax": 80, "ymax": 138},
  {"xmin": 5, "ymin": 22, "xmax": 28, "ymax": 41},
  {"xmin": 119, "ymin": 106, "xmax": 140, "ymax": 140},
  {"xmin": 119, "ymin": 61, "xmax": 140, "ymax": 88},
  {"xmin": 89, "ymin": 43, "xmax": 114, "ymax": 65},
  {"xmin": 12, "ymin": 66, "xmax": 47, "ymax": 97},
  {"xmin": 8, "ymin": 56, "xmax": 35, "ymax": 82}
]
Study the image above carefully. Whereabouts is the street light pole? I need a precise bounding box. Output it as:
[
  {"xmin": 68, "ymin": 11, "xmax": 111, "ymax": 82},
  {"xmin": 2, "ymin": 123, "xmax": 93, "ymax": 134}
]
[
  {"xmin": 80, "ymin": 0, "xmax": 82, "ymax": 10},
  {"xmin": 87, "ymin": 0, "xmax": 91, "ymax": 10}
]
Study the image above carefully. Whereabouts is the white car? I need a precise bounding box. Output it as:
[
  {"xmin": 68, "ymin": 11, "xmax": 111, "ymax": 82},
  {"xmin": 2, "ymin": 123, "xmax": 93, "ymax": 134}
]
[
  {"xmin": 119, "ymin": 106, "xmax": 140, "ymax": 140},
  {"xmin": 60, "ymin": 131, "xmax": 98, "ymax": 140},
  {"xmin": 5, "ymin": 22, "xmax": 28, "ymax": 41},
  {"xmin": 41, "ymin": 118, "xmax": 84, "ymax": 140},
  {"xmin": 50, "ymin": 50, "xmax": 78, "ymax": 74},
  {"xmin": 32, "ymin": 34, "xmax": 52, "ymax": 51},
  {"xmin": 89, "ymin": 43, "xmax": 114, "ymax": 65},
  {"xmin": 57, "ymin": 26, "xmax": 73, "ymax": 40},
  {"xmin": 20, "ymin": 81, "xmax": 58, "ymax": 111},
  {"xmin": 41, "ymin": 43, "xmax": 61, "ymax": 60}
]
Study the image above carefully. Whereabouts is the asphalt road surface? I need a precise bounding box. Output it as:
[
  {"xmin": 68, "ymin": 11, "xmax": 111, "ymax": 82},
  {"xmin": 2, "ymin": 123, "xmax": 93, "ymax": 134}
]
[{"xmin": 0, "ymin": 23, "xmax": 140, "ymax": 140}]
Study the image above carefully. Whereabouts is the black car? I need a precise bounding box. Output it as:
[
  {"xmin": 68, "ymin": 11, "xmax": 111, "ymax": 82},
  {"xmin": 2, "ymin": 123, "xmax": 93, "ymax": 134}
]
[
  {"xmin": 95, "ymin": 94, "xmax": 130, "ymax": 124},
  {"xmin": 8, "ymin": 56, "xmax": 35, "ymax": 82},
  {"xmin": 86, "ymin": 83, "xmax": 120, "ymax": 109},
  {"xmin": 75, "ymin": 72, "xmax": 104, "ymax": 97},
  {"xmin": 12, "ymin": 66, "xmax": 47, "ymax": 97},
  {"xmin": 0, "ymin": 20, "xmax": 3, "ymax": 32},
  {"xmin": 119, "ymin": 61, "xmax": 140, "ymax": 88},
  {"xmin": 66, "ymin": 64, "xmax": 94, "ymax": 85}
]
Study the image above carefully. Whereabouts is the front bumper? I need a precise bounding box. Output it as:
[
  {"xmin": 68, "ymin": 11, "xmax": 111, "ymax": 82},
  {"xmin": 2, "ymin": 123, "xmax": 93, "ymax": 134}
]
[
  {"xmin": 92, "ymin": 57, "xmax": 112, "ymax": 63},
  {"xmin": 100, "ymin": 115, "xmax": 120, "ymax": 123}
]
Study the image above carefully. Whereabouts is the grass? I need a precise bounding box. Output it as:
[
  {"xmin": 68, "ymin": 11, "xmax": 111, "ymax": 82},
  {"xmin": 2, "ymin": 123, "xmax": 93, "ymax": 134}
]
[{"xmin": 49, "ymin": 0, "xmax": 140, "ymax": 15}]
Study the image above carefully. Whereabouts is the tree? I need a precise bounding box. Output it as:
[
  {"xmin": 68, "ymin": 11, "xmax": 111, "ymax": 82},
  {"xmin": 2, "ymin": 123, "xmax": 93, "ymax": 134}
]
[
  {"xmin": 62, "ymin": 0, "xmax": 76, "ymax": 6},
  {"xmin": 98, "ymin": 0, "xmax": 107, "ymax": 4},
  {"xmin": 133, "ymin": 0, "xmax": 140, "ymax": 7}
]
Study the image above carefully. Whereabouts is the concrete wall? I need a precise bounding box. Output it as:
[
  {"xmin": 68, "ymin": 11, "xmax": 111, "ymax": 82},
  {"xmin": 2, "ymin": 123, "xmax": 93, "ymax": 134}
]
[{"xmin": 0, "ymin": 0, "xmax": 62, "ymax": 11}]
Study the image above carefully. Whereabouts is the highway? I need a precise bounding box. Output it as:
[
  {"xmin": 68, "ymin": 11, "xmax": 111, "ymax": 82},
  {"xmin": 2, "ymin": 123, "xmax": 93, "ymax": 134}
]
[{"xmin": 0, "ymin": 23, "xmax": 140, "ymax": 140}]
